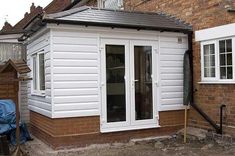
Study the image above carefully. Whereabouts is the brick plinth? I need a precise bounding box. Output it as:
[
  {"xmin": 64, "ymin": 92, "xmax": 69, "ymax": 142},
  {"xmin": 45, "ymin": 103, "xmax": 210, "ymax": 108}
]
[{"xmin": 30, "ymin": 110, "xmax": 184, "ymax": 149}]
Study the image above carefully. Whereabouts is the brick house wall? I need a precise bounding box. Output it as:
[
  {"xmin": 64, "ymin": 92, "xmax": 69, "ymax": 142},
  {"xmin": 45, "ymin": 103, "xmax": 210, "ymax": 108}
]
[
  {"xmin": 123, "ymin": 0, "xmax": 235, "ymax": 135},
  {"xmin": 25, "ymin": 0, "xmax": 235, "ymax": 149},
  {"xmin": 44, "ymin": 0, "xmax": 72, "ymax": 14},
  {"xmin": 30, "ymin": 110, "xmax": 184, "ymax": 149},
  {"xmin": 71, "ymin": 0, "xmax": 98, "ymax": 8}
]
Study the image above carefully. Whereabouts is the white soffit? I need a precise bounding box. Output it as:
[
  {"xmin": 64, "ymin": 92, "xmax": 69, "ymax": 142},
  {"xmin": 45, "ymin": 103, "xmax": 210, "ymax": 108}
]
[{"xmin": 195, "ymin": 23, "xmax": 235, "ymax": 42}]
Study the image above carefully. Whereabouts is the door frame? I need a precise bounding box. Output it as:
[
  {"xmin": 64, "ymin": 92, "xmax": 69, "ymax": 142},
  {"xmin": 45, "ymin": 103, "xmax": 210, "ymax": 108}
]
[
  {"xmin": 130, "ymin": 40, "xmax": 158, "ymax": 126},
  {"xmin": 100, "ymin": 38, "xmax": 160, "ymax": 133},
  {"xmin": 100, "ymin": 39, "xmax": 131, "ymax": 130}
]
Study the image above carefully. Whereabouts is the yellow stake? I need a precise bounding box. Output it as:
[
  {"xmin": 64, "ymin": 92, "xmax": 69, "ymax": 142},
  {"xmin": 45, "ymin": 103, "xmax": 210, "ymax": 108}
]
[{"xmin": 184, "ymin": 105, "xmax": 188, "ymax": 143}]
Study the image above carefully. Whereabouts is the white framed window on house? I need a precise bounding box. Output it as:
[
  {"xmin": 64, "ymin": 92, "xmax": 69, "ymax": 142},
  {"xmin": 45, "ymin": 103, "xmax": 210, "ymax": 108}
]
[
  {"xmin": 31, "ymin": 51, "xmax": 45, "ymax": 95},
  {"xmin": 201, "ymin": 38, "xmax": 234, "ymax": 83}
]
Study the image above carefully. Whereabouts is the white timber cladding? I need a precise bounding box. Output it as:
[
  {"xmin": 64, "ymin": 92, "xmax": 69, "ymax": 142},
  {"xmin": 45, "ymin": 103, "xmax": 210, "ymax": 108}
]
[
  {"xmin": 51, "ymin": 30, "xmax": 100, "ymax": 118},
  {"xmin": 159, "ymin": 36, "xmax": 188, "ymax": 111},
  {"xmin": 27, "ymin": 24, "xmax": 188, "ymax": 118},
  {"xmin": 27, "ymin": 30, "xmax": 52, "ymax": 117}
]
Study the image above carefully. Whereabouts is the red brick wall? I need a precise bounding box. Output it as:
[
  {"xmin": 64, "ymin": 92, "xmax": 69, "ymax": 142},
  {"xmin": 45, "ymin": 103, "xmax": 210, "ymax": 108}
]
[
  {"xmin": 44, "ymin": 0, "xmax": 72, "ymax": 14},
  {"xmin": 123, "ymin": 0, "xmax": 235, "ymax": 135},
  {"xmin": 71, "ymin": 0, "xmax": 97, "ymax": 8},
  {"xmin": 86, "ymin": 0, "xmax": 98, "ymax": 7},
  {"xmin": 30, "ymin": 112, "xmax": 100, "ymax": 136},
  {"xmin": 30, "ymin": 110, "xmax": 184, "ymax": 149}
]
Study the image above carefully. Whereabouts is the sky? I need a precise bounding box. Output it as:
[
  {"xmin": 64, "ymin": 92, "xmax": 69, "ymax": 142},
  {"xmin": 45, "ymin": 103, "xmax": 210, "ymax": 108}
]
[{"xmin": 0, "ymin": 0, "xmax": 52, "ymax": 29}]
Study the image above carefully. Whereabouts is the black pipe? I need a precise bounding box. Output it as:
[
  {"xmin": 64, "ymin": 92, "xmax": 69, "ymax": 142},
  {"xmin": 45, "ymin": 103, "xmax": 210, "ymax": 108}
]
[
  {"xmin": 188, "ymin": 31, "xmax": 193, "ymax": 104},
  {"xmin": 187, "ymin": 31, "xmax": 226, "ymax": 134},
  {"xmin": 219, "ymin": 104, "xmax": 226, "ymax": 134},
  {"xmin": 191, "ymin": 103, "xmax": 221, "ymax": 133}
]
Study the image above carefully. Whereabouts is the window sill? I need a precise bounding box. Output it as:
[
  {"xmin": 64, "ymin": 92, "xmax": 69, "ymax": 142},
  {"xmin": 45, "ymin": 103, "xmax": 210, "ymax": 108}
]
[
  {"xmin": 31, "ymin": 92, "xmax": 46, "ymax": 97},
  {"xmin": 198, "ymin": 81, "xmax": 235, "ymax": 84},
  {"xmin": 101, "ymin": 124, "xmax": 160, "ymax": 133}
]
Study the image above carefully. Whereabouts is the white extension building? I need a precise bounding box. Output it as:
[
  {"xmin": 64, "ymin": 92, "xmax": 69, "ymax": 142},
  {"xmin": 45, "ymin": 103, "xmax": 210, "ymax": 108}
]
[{"xmin": 23, "ymin": 6, "xmax": 191, "ymax": 133}]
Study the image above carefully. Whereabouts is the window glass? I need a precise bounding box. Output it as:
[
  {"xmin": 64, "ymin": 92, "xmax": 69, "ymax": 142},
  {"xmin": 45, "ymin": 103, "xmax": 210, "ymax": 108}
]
[
  {"xmin": 33, "ymin": 55, "xmax": 37, "ymax": 90},
  {"xmin": 39, "ymin": 53, "xmax": 45, "ymax": 91},
  {"xmin": 219, "ymin": 39, "xmax": 233, "ymax": 79},
  {"xmin": 203, "ymin": 44, "xmax": 215, "ymax": 77},
  {"xmin": 219, "ymin": 40, "xmax": 225, "ymax": 53},
  {"xmin": 32, "ymin": 52, "xmax": 45, "ymax": 93},
  {"xmin": 227, "ymin": 39, "xmax": 232, "ymax": 52}
]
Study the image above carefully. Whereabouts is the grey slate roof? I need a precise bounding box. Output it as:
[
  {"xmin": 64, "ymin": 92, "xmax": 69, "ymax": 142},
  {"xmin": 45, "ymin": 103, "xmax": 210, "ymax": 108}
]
[{"xmin": 44, "ymin": 6, "xmax": 192, "ymax": 32}]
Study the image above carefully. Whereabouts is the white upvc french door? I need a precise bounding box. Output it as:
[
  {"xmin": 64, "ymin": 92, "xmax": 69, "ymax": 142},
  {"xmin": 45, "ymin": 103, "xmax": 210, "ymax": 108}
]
[
  {"xmin": 130, "ymin": 40, "xmax": 158, "ymax": 126},
  {"xmin": 100, "ymin": 39, "xmax": 131, "ymax": 131},
  {"xmin": 100, "ymin": 39, "xmax": 159, "ymax": 133}
]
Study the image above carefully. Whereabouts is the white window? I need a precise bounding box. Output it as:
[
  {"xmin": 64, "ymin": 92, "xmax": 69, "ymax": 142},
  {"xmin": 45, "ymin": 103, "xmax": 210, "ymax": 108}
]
[
  {"xmin": 219, "ymin": 39, "xmax": 233, "ymax": 79},
  {"xmin": 31, "ymin": 52, "xmax": 45, "ymax": 95},
  {"xmin": 201, "ymin": 38, "xmax": 234, "ymax": 83},
  {"xmin": 203, "ymin": 43, "xmax": 216, "ymax": 78},
  {"xmin": 98, "ymin": 0, "xmax": 123, "ymax": 9}
]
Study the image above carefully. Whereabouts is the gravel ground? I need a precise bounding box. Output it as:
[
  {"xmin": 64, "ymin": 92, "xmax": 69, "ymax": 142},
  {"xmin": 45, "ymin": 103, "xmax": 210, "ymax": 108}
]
[{"xmin": 20, "ymin": 134, "xmax": 235, "ymax": 156}]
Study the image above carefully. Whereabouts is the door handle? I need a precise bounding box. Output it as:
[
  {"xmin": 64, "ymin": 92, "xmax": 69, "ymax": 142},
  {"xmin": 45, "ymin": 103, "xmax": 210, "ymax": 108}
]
[
  {"xmin": 154, "ymin": 81, "xmax": 159, "ymax": 86},
  {"xmin": 132, "ymin": 80, "xmax": 138, "ymax": 87}
]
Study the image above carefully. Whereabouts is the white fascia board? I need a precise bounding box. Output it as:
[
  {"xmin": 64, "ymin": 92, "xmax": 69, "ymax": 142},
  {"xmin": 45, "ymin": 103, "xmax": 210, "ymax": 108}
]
[
  {"xmin": 195, "ymin": 23, "xmax": 235, "ymax": 42},
  {"xmin": 47, "ymin": 23, "xmax": 188, "ymax": 37},
  {"xmin": 24, "ymin": 26, "xmax": 49, "ymax": 44}
]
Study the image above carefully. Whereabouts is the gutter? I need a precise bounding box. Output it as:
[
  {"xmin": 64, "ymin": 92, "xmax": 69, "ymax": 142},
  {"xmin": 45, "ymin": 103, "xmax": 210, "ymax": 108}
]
[{"xmin": 43, "ymin": 18, "xmax": 191, "ymax": 34}]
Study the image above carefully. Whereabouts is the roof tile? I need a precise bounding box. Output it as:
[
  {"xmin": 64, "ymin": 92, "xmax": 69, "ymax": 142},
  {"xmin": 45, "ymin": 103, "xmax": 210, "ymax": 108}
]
[{"xmin": 44, "ymin": 6, "xmax": 192, "ymax": 32}]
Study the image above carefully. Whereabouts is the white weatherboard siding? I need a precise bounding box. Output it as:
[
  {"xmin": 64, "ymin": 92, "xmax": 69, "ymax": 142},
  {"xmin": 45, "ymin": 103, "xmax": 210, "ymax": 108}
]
[
  {"xmin": 27, "ymin": 31, "xmax": 52, "ymax": 117},
  {"xmin": 46, "ymin": 25, "xmax": 188, "ymax": 118},
  {"xmin": 52, "ymin": 30, "xmax": 100, "ymax": 118},
  {"xmin": 27, "ymin": 24, "xmax": 188, "ymax": 118},
  {"xmin": 159, "ymin": 36, "xmax": 188, "ymax": 111}
]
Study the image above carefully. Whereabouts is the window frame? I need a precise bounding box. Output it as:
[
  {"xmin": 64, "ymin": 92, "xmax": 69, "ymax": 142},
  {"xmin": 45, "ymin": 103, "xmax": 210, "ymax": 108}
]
[
  {"xmin": 31, "ymin": 51, "xmax": 46, "ymax": 96},
  {"xmin": 201, "ymin": 40, "xmax": 217, "ymax": 82},
  {"xmin": 201, "ymin": 38, "xmax": 235, "ymax": 83},
  {"xmin": 218, "ymin": 38, "xmax": 234, "ymax": 81}
]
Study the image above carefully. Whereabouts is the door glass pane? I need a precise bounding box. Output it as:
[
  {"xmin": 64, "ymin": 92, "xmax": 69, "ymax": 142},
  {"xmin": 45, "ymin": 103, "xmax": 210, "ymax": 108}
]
[
  {"xmin": 134, "ymin": 46, "xmax": 153, "ymax": 120},
  {"xmin": 106, "ymin": 45, "xmax": 126, "ymax": 123}
]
